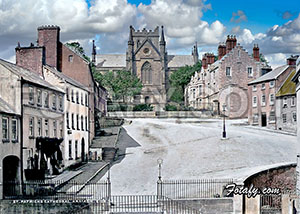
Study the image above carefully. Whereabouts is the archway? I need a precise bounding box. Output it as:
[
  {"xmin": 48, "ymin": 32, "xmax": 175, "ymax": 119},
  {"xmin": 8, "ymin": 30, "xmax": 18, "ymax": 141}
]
[
  {"xmin": 81, "ymin": 138, "xmax": 85, "ymax": 162},
  {"xmin": 2, "ymin": 155, "xmax": 20, "ymax": 197}
]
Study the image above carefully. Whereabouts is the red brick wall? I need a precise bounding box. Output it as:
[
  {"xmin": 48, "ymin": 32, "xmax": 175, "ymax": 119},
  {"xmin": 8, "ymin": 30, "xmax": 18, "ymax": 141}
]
[
  {"xmin": 244, "ymin": 165, "xmax": 296, "ymax": 193},
  {"xmin": 15, "ymin": 47, "xmax": 44, "ymax": 76}
]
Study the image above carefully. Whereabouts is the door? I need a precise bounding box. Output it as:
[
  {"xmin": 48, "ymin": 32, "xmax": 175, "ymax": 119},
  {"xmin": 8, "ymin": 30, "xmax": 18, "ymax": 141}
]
[{"xmin": 261, "ymin": 113, "xmax": 267, "ymax": 127}]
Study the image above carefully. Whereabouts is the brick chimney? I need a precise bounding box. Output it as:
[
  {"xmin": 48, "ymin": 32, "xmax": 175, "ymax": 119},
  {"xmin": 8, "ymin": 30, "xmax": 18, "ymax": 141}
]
[
  {"xmin": 206, "ymin": 53, "xmax": 215, "ymax": 65},
  {"xmin": 16, "ymin": 44, "xmax": 45, "ymax": 76},
  {"xmin": 202, "ymin": 55, "xmax": 207, "ymax": 69},
  {"xmin": 287, "ymin": 55, "xmax": 299, "ymax": 66},
  {"xmin": 253, "ymin": 44, "xmax": 260, "ymax": 62},
  {"xmin": 37, "ymin": 25, "xmax": 60, "ymax": 68},
  {"xmin": 218, "ymin": 43, "xmax": 226, "ymax": 60},
  {"xmin": 226, "ymin": 35, "xmax": 237, "ymax": 53}
]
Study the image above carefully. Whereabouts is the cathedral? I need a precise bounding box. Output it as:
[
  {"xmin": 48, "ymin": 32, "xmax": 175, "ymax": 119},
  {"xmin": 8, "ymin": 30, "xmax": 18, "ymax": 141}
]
[{"xmin": 94, "ymin": 26, "xmax": 198, "ymax": 111}]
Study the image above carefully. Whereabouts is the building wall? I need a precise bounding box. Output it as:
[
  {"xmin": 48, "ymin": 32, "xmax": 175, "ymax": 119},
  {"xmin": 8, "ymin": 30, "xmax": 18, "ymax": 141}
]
[
  {"xmin": 22, "ymin": 83, "xmax": 64, "ymax": 174},
  {"xmin": 276, "ymin": 95, "xmax": 297, "ymax": 132},
  {"xmin": 297, "ymin": 82, "xmax": 300, "ymax": 154},
  {"xmin": 43, "ymin": 66, "xmax": 89, "ymax": 168},
  {"xmin": 248, "ymin": 81, "xmax": 276, "ymax": 127}
]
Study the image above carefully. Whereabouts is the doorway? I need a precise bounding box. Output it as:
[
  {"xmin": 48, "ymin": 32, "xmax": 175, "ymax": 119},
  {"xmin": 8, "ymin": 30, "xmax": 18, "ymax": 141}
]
[
  {"xmin": 81, "ymin": 138, "xmax": 85, "ymax": 162},
  {"xmin": 261, "ymin": 113, "xmax": 267, "ymax": 127}
]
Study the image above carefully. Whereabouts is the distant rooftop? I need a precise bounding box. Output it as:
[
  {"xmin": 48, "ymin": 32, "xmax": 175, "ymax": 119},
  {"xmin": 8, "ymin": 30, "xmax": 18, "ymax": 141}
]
[
  {"xmin": 96, "ymin": 54, "xmax": 126, "ymax": 68},
  {"xmin": 167, "ymin": 55, "xmax": 194, "ymax": 68},
  {"xmin": 249, "ymin": 65, "xmax": 289, "ymax": 85},
  {"xmin": 276, "ymin": 69, "xmax": 296, "ymax": 97}
]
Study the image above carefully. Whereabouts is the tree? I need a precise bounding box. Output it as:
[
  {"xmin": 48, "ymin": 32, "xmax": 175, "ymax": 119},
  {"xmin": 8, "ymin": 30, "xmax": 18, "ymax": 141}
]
[
  {"xmin": 93, "ymin": 70, "xmax": 143, "ymax": 103},
  {"xmin": 169, "ymin": 61, "xmax": 202, "ymax": 103}
]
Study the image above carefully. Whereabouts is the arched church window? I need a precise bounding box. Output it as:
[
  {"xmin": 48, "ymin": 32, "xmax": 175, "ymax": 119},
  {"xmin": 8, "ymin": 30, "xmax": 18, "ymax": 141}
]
[{"xmin": 141, "ymin": 62, "xmax": 152, "ymax": 84}]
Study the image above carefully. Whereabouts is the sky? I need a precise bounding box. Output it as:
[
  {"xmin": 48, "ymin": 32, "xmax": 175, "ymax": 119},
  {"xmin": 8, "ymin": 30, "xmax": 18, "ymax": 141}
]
[{"xmin": 0, "ymin": 0, "xmax": 300, "ymax": 68}]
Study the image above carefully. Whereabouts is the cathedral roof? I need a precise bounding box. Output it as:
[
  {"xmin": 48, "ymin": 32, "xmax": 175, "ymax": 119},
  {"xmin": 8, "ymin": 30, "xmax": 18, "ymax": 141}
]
[
  {"xmin": 167, "ymin": 55, "xmax": 195, "ymax": 68},
  {"xmin": 96, "ymin": 54, "xmax": 126, "ymax": 68}
]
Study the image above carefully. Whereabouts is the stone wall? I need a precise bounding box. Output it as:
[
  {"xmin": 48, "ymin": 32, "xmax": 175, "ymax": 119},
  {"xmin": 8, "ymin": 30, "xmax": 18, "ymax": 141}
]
[{"xmin": 107, "ymin": 111, "xmax": 214, "ymax": 118}]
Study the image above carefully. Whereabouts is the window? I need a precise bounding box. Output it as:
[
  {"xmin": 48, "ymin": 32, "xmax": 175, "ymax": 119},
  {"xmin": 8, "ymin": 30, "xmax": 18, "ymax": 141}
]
[
  {"xmin": 81, "ymin": 116, "xmax": 84, "ymax": 131},
  {"xmin": 193, "ymin": 89, "xmax": 195, "ymax": 99},
  {"xmin": 45, "ymin": 119, "xmax": 49, "ymax": 137},
  {"xmin": 76, "ymin": 91, "xmax": 79, "ymax": 104},
  {"xmin": 261, "ymin": 95, "xmax": 266, "ymax": 106},
  {"xmin": 71, "ymin": 90, "xmax": 74, "ymax": 102},
  {"xmin": 53, "ymin": 120, "xmax": 57, "ymax": 137},
  {"xmin": 81, "ymin": 93, "xmax": 83, "ymax": 105},
  {"xmin": 66, "ymin": 113, "xmax": 70, "ymax": 129},
  {"xmin": 29, "ymin": 87, "xmax": 34, "ymax": 104},
  {"xmin": 69, "ymin": 140, "xmax": 72, "ymax": 159},
  {"xmin": 59, "ymin": 96, "xmax": 63, "ymax": 111},
  {"xmin": 44, "ymin": 92, "xmax": 49, "ymax": 107},
  {"xmin": 269, "ymin": 94, "xmax": 274, "ymax": 105},
  {"xmin": 270, "ymin": 81, "xmax": 275, "ymax": 88},
  {"xmin": 77, "ymin": 114, "xmax": 79, "ymax": 130},
  {"xmin": 226, "ymin": 67, "xmax": 231, "ymax": 76},
  {"xmin": 37, "ymin": 90, "xmax": 42, "ymax": 106},
  {"xmin": 291, "ymin": 97, "xmax": 296, "ymax": 106},
  {"xmin": 72, "ymin": 113, "xmax": 75, "ymax": 130},
  {"xmin": 85, "ymin": 116, "xmax": 88, "ymax": 131},
  {"xmin": 141, "ymin": 62, "xmax": 152, "ymax": 84},
  {"xmin": 252, "ymin": 96, "xmax": 257, "ymax": 107},
  {"xmin": 60, "ymin": 121, "xmax": 63, "ymax": 138},
  {"xmin": 68, "ymin": 55, "xmax": 73, "ymax": 62},
  {"xmin": 252, "ymin": 85, "xmax": 257, "ymax": 91},
  {"xmin": 75, "ymin": 140, "xmax": 78, "ymax": 159},
  {"xmin": 269, "ymin": 111, "xmax": 275, "ymax": 122},
  {"xmin": 52, "ymin": 94, "xmax": 57, "ymax": 110},
  {"xmin": 261, "ymin": 83, "xmax": 265, "ymax": 90},
  {"xmin": 2, "ymin": 117, "xmax": 9, "ymax": 141},
  {"xmin": 253, "ymin": 114, "xmax": 259, "ymax": 124},
  {"xmin": 282, "ymin": 113, "xmax": 287, "ymax": 123},
  {"xmin": 29, "ymin": 117, "xmax": 34, "ymax": 137},
  {"xmin": 283, "ymin": 97, "xmax": 288, "ymax": 108},
  {"xmin": 37, "ymin": 118, "xmax": 42, "ymax": 136},
  {"xmin": 293, "ymin": 112, "xmax": 297, "ymax": 122},
  {"xmin": 66, "ymin": 88, "xmax": 69, "ymax": 100},
  {"xmin": 85, "ymin": 94, "xmax": 88, "ymax": 106},
  {"xmin": 11, "ymin": 119, "xmax": 17, "ymax": 141},
  {"xmin": 248, "ymin": 67, "xmax": 253, "ymax": 77},
  {"xmin": 199, "ymin": 85, "xmax": 202, "ymax": 95}
]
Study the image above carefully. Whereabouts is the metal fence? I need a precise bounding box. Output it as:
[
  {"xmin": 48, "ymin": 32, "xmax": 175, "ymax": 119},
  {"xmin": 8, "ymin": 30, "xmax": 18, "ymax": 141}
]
[
  {"xmin": 260, "ymin": 195, "xmax": 282, "ymax": 214},
  {"xmin": 158, "ymin": 179, "xmax": 234, "ymax": 199},
  {"xmin": 69, "ymin": 195, "xmax": 201, "ymax": 214},
  {"xmin": 2, "ymin": 180, "xmax": 110, "ymax": 200}
]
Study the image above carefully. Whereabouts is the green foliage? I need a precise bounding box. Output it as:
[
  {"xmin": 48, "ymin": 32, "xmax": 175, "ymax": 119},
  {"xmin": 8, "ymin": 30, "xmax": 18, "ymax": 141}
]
[
  {"xmin": 107, "ymin": 104, "xmax": 131, "ymax": 112},
  {"xmin": 133, "ymin": 104, "xmax": 153, "ymax": 111},
  {"xmin": 93, "ymin": 70, "xmax": 142, "ymax": 102},
  {"xmin": 169, "ymin": 61, "xmax": 201, "ymax": 103},
  {"xmin": 66, "ymin": 42, "xmax": 91, "ymax": 62},
  {"xmin": 259, "ymin": 54, "xmax": 269, "ymax": 65},
  {"xmin": 165, "ymin": 104, "xmax": 177, "ymax": 111}
]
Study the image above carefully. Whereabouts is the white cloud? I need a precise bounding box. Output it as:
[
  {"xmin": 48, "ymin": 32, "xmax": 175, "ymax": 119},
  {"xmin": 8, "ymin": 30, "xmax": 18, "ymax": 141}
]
[
  {"xmin": 230, "ymin": 10, "xmax": 247, "ymax": 23},
  {"xmin": 265, "ymin": 53, "xmax": 289, "ymax": 68}
]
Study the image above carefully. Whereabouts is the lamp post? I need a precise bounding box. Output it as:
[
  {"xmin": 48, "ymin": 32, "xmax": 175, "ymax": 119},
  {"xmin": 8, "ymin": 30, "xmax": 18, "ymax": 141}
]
[
  {"xmin": 157, "ymin": 158, "xmax": 163, "ymax": 181},
  {"xmin": 222, "ymin": 104, "xmax": 226, "ymax": 138}
]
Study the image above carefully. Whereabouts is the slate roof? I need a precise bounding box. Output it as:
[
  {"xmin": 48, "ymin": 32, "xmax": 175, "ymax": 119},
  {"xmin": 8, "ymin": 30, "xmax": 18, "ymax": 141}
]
[
  {"xmin": 44, "ymin": 65, "xmax": 89, "ymax": 92},
  {"xmin": 276, "ymin": 69, "xmax": 296, "ymax": 97},
  {"xmin": 0, "ymin": 58, "xmax": 64, "ymax": 93},
  {"xmin": 248, "ymin": 65, "xmax": 289, "ymax": 85},
  {"xmin": 95, "ymin": 54, "xmax": 195, "ymax": 68},
  {"xmin": 0, "ymin": 97, "xmax": 19, "ymax": 115},
  {"xmin": 96, "ymin": 54, "xmax": 126, "ymax": 68},
  {"xmin": 167, "ymin": 55, "xmax": 195, "ymax": 68}
]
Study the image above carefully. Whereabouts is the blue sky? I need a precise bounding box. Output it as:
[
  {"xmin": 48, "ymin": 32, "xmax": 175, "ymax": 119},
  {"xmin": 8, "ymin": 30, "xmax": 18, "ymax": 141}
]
[{"xmin": 1, "ymin": 0, "xmax": 300, "ymax": 67}]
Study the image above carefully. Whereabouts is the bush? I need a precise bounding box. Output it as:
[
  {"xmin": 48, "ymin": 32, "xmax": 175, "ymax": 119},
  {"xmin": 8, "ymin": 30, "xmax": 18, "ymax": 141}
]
[
  {"xmin": 165, "ymin": 104, "xmax": 177, "ymax": 111},
  {"xmin": 133, "ymin": 104, "xmax": 153, "ymax": 111}
]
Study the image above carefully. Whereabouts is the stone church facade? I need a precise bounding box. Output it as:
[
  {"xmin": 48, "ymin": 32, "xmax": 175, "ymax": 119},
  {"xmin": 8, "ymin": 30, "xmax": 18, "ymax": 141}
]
[{"xmin": 95, "ymin": 26, "xmax": 198, "ymax": 111}]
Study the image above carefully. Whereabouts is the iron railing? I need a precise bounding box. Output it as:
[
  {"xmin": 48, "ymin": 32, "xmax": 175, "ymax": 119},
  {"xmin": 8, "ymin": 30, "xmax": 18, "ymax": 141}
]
[
  {"xmin": 260, "ymin": 194, "xmax": 282, "ymax": 213},
  {"xmin": 2, "ymin": 180, "xmax": 110, "ymax": 200},
  {"xmin": 158, "ymin": 179, "xmax": 234, "ymax": 199}
]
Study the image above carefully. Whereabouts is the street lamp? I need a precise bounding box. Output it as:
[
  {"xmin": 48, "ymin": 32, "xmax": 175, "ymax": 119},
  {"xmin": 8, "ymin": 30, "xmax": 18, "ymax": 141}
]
[
  {"xmin": 222, "ymin": 103, "xmax": 226, "ymax": 138},
  {"xmin": 157, "ymin": 158, "xmax": 163, "ymax": 181}
]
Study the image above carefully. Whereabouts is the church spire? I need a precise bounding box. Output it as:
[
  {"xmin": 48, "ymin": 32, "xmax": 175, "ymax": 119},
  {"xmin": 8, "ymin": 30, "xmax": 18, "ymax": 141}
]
[
  {"xmin": 160, "ymin": 26, "xmax": 165, "ymax": 45},
  {"xmin": 192, "ymin": 41, "xmax": 199, "ymax": 64},
  {"xmin": 128, "ymin": 25, "xmax": 134, "ymax": 45},
  {"xmin": 92, "ymin": 40, "xmax": 96, "ymax": 64}
]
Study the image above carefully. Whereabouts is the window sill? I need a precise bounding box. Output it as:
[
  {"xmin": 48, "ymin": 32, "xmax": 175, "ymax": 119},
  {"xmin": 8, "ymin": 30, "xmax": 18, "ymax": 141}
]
[
  {"xmin": 29, "ymin": 136, "xmax": 35, "ymax": 139},
  {"xmin": 12, "ymin": 140, "xmax": 18, "ymax": 143},
  {"xmin": 69, "ymin": 158, "xmax": 73, "ymax": 160},
  {"xmin": 269, "ymin": 121, "xmax": 276, "ymax": 124},
  {"xmin": 2, "ymin": 139, "xmax": 10, "ymax": 143}
]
